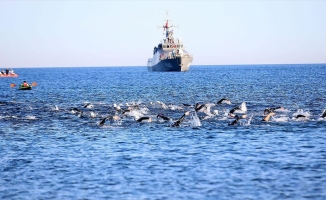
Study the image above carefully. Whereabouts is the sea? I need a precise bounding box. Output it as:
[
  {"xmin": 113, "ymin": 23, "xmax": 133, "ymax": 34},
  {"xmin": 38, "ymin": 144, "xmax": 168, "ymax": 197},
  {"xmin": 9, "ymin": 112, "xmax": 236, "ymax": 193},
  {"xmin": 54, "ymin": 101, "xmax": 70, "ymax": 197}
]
[{"xmin": 1, "ymin": 64, "xmax": 326, "ymax": 200}]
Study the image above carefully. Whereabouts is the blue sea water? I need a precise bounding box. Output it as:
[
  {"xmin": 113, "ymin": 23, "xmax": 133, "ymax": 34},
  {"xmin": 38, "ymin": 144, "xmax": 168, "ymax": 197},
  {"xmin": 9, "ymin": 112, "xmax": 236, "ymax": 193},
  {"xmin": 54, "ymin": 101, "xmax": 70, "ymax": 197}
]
[{"xmin": 1, "ymin": 64, "xmax": 326, "ymax": 199}]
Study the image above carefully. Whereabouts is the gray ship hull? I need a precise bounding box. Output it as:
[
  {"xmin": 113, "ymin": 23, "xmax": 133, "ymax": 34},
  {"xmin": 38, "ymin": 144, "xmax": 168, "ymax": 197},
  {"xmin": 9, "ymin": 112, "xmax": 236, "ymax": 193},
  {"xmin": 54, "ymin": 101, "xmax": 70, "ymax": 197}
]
[{"xmin": 148, "ymin": 57, "xmax": 193, "ymax": 72}]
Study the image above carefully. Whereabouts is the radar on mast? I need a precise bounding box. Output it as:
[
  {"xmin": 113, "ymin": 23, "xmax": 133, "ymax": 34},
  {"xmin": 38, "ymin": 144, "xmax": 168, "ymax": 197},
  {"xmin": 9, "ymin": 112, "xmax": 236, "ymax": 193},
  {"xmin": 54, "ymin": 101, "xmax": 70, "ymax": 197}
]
[{"xmin": 157, "ymin": 11, "xmax": 178, "ymax": 38}]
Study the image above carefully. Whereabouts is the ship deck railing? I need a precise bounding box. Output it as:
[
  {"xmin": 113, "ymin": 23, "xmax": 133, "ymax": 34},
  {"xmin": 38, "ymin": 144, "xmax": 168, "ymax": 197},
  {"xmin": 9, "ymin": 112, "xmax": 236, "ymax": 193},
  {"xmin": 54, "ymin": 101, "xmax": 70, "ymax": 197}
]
[
  {"xmin": 162, "ymin": 38, "xmax": 182, "ymax": 44},
  {"xmin": 159, "ymin": 53, "xmax": 192, "ymax": 60},
  {"xmin": 161, "ymin": 43, "xmax": 184, "ymax": 49}
]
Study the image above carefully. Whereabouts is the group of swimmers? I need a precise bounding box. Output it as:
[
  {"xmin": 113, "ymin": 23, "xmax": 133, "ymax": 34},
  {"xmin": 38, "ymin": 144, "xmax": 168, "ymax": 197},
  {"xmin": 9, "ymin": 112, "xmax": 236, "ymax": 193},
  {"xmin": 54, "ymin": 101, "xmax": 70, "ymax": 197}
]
[
  {"xmin": 225, "ymin": 100, "xmax": 325, "ymax": 125},
  {"xmin": 64, "ymin": 94, "xmax": 326, "ymax": 128},
  {"xmin": 77, "ymin": 98, "xmax": 326, "ymax": 128}
]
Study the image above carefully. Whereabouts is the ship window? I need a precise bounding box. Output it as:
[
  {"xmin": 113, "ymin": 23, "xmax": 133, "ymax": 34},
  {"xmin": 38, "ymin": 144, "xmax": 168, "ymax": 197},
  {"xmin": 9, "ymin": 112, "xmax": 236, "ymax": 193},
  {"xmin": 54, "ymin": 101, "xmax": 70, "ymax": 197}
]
[
  {"xmin": 177, "ymin": 45, "xmax": 180, "ymax": 48},
  {"xmin": 167, "ymin": 45, "xmax": 169, "ymax": 48},
  {"xmin": 163, "ymin": 45, "xmax": 166, "ymax": 48},
  {"xmin": 181, "ymin": 45, "xmax": 183, "ymax": 47}
]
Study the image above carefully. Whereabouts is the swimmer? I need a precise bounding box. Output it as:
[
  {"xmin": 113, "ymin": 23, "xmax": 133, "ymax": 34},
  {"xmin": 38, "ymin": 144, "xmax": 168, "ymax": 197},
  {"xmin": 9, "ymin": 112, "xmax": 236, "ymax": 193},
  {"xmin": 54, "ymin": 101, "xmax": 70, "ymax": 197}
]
[
  {"xmin": 84, "ymin": 103, "xmax": 91, "ymax": 108},
  {"xmin": 136, "ymin": 116, "xmax": 152, "ymax": 122},
  {"xmin": 71, "ymin": 107, "xmax": 82, "ymax": 114},
  {"xmin": 264, "ymin": 106, "xmax": 284, "ymax": 115},
  {"xmin": 98, "ymin": 117, "xmax": 108, "ymax": 126},
  {"xmin": 195, "ymin": 103, "xmax": 206, "ymax": 112},
  {"xmin": 122, "ymin": 109, "xmax": 131, "ymax": 115},
  {"xmin": 229, "ymin": 102, "xmax": 247, "ymax": 117},
  {"xmin": 217, "ymin": 98, "xmax": 231, "ymax": 104},
  {"xmin": 321, "ymin": 109, "xmax": 326, "ymax": 118},
  {"xmin": 229, "ymin": 107, "xmax": 239, "ymax": 117},
  {"xmin": 172, "ymin": 111, "xmax": 190, "ymax": 127},
  {"xmin": 295, "ymin": 114, "xmax": 308, "ymax": 119},
  {"xmin": 98, "ymin": 115, "xmax": 121, "ymax": 126},
  {"xmin": 157, "ymin": 113, "xmax": 170, "ymax": 121},
  {"xmin": 228, "ymin": 115, "xmax": 247, "ymax": 126}
]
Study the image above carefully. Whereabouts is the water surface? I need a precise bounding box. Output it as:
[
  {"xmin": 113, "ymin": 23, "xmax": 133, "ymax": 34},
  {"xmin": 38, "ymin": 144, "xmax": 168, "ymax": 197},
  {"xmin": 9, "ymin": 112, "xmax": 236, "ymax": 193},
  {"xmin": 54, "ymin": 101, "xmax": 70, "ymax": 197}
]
[{"xmin": 1, "ymin": 64, "xmax": 326, "ymax": 199}]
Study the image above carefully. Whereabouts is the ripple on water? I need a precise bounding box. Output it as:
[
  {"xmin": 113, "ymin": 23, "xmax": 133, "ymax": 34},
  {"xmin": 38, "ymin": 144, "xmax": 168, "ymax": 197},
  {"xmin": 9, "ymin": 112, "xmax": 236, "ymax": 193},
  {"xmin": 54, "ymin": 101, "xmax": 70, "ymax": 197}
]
[{"xmin": 1, "ymin": 65, "xmax": 326, "ymax": 199}]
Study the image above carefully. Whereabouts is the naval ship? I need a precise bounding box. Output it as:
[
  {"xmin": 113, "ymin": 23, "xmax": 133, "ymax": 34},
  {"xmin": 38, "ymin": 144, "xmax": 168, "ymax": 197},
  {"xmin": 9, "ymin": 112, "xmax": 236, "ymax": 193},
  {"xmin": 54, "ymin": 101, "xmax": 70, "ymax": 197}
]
[{"xmin": 147, "ymin": 13, "xmax": 193, "ymax": 72}]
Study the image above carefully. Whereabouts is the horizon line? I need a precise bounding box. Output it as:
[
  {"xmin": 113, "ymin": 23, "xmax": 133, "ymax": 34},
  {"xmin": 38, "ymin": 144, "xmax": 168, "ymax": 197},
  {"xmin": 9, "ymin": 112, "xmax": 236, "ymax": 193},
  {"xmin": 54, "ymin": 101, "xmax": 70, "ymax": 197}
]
[{"xmin": 3, "ymin": 63, "xmax": 326, "ymax": 69}]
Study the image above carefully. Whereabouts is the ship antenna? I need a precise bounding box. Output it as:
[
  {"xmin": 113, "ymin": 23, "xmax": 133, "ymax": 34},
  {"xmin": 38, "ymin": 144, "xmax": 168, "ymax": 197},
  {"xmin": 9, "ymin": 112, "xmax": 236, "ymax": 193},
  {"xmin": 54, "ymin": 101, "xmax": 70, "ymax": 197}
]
[{"xmin": 157, "ymin": 11, "xmax": 178, "ymax": 38}]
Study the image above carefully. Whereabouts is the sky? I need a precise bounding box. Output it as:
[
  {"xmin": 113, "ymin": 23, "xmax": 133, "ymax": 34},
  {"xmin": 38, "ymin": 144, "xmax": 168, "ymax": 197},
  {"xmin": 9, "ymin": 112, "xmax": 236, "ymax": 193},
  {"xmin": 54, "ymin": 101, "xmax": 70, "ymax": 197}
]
[{"xmin": 0, "ymin": 0, "xmax": 325, "ymax": 68}]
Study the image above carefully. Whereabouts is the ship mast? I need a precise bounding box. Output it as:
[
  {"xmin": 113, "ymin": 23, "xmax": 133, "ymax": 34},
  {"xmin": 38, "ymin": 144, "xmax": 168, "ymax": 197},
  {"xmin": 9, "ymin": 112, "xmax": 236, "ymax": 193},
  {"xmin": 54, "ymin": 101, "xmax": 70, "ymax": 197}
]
[{"xmin": 158, "ymin": 11, "xmax": 178, "ymax": 39}]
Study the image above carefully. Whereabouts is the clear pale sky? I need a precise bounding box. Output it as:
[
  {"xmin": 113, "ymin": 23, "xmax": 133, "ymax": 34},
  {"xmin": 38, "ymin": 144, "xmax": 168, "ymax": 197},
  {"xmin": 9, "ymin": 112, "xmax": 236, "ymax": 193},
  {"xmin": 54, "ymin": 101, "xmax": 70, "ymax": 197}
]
[{"xmin": 1, "ymin": 0, "xmax": 325, "ymax": 68}]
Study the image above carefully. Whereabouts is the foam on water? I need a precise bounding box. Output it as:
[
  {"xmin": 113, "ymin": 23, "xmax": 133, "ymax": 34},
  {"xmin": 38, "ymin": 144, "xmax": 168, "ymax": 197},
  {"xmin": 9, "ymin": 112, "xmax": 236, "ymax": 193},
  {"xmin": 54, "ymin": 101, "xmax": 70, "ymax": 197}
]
[
  {"xmin": 190, "ymin": 111, "xmax": 202, "ymax": 127},
  {"xmin": 25, "ymin": 115, "xmax": 37, "ymax": 120}
]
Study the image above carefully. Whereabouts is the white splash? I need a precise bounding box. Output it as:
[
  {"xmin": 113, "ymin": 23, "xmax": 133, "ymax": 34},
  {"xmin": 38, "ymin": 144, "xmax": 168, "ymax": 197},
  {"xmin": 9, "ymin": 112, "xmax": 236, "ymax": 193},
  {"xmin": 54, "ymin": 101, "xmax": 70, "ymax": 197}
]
[
  {"xmin": 240, "ymin": 102, "xmax": 247, "ymax": 112},
  {"xmin": 25, "ymin": 115, "xmax": 37, "ymax": 120},
  {"xmin": 292, "ymin": 109, "xmax": 310, "ymax": 121},
  {"xmin": 224, "ymin": 100, "xmax": 231, "ymax": 104},
  {"xmin": 272, "ymin": 116, "xmax": 290, "ymax": 122},
  {"xmin": 190, "ymin": 112, "xmax": 202, "ymax": 127},
  {"xmin": 90, "ymin": 112, "xmax": 96, "ymax": 118},
  {"xmin": 113, "ymin": 103, "xmax": 121, "ymax": 111},
  {"xmin": 244, "ymin": 114, "xmax": 253, "ymax": 126},
  {"xmin": 292, "ymin": 109, "xmax": 310, "ymax": 117},
  {"xmin": 139, "ymin": 107, "xmax": 149, "ymax": 115},
  {"xmin": 203, "ymin": 103, "xmax": 217, "ymax": 118},
  {"xmin": 222, "ymin": 110, "xmax": 229, "ymax": 117},
  {"xmin": 169, "ymin": 105, "xmax": 183, "ymax": 110},
  {"xmin": 156, "ymin": 101, "xmax": 168, "ymax": 109},
  {"xmin": 86, "ymin": 104, "xmax": 94, "ymax": 108},
  {"xmin": 205, "ymin": 103, "xmax": 214, "ymax": 113},
  {"xmin": 127, "ymin": 100, "xmax": 142, "ymax": 107},
  {"xmin": 232, "ymin": 102, "xmax": 247, "ymax": 114},
  {"xmin": 127, "ymin": 110, "xmax": 144, "ymax": 120},
  {"xmin": 52, "ymin": 105, "xmax": 59, "ymax": 111},
  {"xmin": 275, "ymin": 107, "xmax": 287, "ymax": 112}
]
